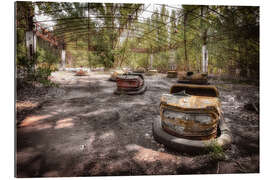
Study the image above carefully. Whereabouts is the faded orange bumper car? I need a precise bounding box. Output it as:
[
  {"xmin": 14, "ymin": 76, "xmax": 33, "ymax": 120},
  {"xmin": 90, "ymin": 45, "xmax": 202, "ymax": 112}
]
[
  {"xmin": 114, "ymin": 73, "xmax": 147, "ymax": 95},
  {"xmin": 75, "ymin": 69, "xmax": 88, "ymax": 76},
  {"xmin": 152, "ymin": 84, "xmax": 232, "ymax": 152}
]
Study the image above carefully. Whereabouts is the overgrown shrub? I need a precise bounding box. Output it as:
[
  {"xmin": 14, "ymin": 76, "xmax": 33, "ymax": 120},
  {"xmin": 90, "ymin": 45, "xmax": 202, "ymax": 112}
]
[{"xmin": 207, "ymin": 140, "xmax": 225, "ymax": 161}]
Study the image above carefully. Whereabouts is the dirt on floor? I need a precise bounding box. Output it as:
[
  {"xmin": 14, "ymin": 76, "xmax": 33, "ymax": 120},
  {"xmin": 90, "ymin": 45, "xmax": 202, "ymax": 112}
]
[{"xmin": 16, "ymin": 71, "xmax": 259, "ymax": 177}]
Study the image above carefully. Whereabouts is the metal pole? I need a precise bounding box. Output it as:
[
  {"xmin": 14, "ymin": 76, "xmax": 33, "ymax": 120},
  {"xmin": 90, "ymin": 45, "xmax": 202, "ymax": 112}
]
[
  {"xmin": 25, "ymin": 5, "xmax": 37, "ymax": 73},
  {"xmin": 61, "ymin": 44, "xmax": 66, "ymax": 70},
  {"xmin": 201, "ymin": 6, "xmax": 208, "ymax": 73},
  {"xmin": 87, "ymin": 3, "xmax": 91, "ymax": 68},
  {"xmin": 87, "ymin": 3, "xmax": 90, "ymax": 51}
]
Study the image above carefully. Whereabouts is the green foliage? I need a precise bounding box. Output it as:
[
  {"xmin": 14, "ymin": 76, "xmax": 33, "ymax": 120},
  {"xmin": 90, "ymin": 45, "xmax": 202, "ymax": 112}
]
[
  {"xmin": 16, "ymin": 27, "xmax": 34, "ymax": 72},
  {"xmin": 153, "ymin": 52, "xmax": 170, "ymax": 71},
  {"xmin": 33, "ymin": 67, "xmax": 52, "ymax": 80},
  {"xmin": 33, "ymin": 41, "xmax": 60, "ymax": 85},
  {"xmin": 42, "ymin": 2, "xmax": 144, "ymax": 68},
  {"xmin": 135, "ymin": 54, "xmax": 149, "ymax": 69},
  {"xmin": 36, "ymin": 47, "xmax": 60, "ymax": 67},
  {"xmin": 28, "ymin": 66, "xmax": 58, "ymax": 87},
  {"xmin": 207, "ymin": 140, "xmax": 225, "ymax": 161},
  {"xmin": 17, "ymin": 2, "xmax": 259, "ymax": 78}
]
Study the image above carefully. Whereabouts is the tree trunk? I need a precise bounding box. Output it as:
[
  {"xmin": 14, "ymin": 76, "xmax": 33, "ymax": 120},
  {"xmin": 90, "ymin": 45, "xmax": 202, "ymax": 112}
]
[
  {"xmin": 183, "ymin": 12, "xmax": 189, "ymax": 71},
  {"xmin": 87, "ymin": 3, "xmax": 90, "ymax": 51}
]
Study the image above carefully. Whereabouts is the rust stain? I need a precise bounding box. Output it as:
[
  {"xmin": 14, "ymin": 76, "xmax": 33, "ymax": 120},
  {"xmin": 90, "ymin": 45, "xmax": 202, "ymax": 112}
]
[
  {"xmin": 161, "ymin": 94, "xmax": 220, "ymax": 110},
  {"xmin": 35, "ymin": 23, "xmax": 58, "ymax": 47}
]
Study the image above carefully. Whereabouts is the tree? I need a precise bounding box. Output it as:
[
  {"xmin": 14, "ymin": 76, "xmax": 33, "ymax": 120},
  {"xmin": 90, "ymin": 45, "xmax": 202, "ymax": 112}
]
[{"xmin": 19, "ymin": 3, "xmax": 258, "ymax": 78}]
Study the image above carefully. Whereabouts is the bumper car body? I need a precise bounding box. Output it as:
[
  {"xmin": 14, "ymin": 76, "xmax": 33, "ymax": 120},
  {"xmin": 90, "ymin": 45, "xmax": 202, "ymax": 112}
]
[{"xmin": 153, "ymin": 84, "xmax": 232, "ymax": 152}]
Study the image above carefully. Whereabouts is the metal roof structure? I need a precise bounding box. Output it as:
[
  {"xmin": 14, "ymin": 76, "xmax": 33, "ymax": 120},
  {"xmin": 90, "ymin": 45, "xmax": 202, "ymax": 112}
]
[{"xmin": 22, "ymin": 3, "xmax": 258, "ymax": 53}]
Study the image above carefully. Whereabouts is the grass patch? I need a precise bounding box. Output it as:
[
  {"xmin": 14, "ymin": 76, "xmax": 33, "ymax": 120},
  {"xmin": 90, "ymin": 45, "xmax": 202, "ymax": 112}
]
[{"xmin": 207, "ymin": 140, "xmax": 225, "ymax": 161}]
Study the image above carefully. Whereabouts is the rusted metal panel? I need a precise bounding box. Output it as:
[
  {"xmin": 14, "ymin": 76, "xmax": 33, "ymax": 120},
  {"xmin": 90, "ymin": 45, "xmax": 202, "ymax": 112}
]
[
  {"xmin": 35, "ymin": 23, "xmax": 58, "ymax": 47},
  {"xmin": 160, "ymin": 84, "xmax": 221, "ymax": 140}
]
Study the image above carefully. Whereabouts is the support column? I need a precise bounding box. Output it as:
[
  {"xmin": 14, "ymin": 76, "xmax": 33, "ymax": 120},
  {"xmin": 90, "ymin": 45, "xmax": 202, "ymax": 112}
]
[
  {"xmin": 200, "ymin": 6, "xmax": 208, "ymax": 74},
  {"xmin": 26, "ymin": 30, "xmax": 37, "ymax": 74},
  {"xmin": 61, "ymin": 49, "xmax": 66, "ymax": 71},
  {"xmin": 202, "ymin": 45, "xmax": 208, "ymax": 73},
  {"xmin": 169, "ymin": 50, "xmax": 176, "ymax": 70},
  {"xmin": 149, "ymin": 53, "xmax": 153, "ymax": 70},
  {"xmin": 26, "ymin": 31, "xmax": 36, "ymax": 61},
  {"xmin": 25, "ymin": 6, "xmax": 36, "ymax": 73}
]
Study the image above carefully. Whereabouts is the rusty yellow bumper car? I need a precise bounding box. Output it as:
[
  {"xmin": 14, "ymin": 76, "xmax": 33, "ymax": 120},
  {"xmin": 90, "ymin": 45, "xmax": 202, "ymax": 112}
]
[
  {"xmin": 177, "ymin": 71, "xmax": 208, "ymax": 84},
  {"xmin": 152, "ymin": 84, "xmax": 232, "ymax": 152},
  {"xmin": 167, "ymin": 70, "xmax": 178, "ymax": 78}
]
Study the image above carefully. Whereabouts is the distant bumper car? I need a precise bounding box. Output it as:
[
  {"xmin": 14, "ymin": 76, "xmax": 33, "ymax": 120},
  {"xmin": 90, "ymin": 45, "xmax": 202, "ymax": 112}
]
[
  {"xmin": 133, "ymin": 67, "xmax": 146, "ymax": 73},
  {"xmin": 167, "ymin": 70, "xmax": 177, "ymax": 78},
  {"xmin": 75, "ymin": 69, "xmax": 88, "ymax": 76},
  {"xmin": 145, "ymin": 69, "xmax": 158, "ymax": 76},
  {"xmin": 114, "ymin": 73, "xmax": 147, "ymax": 95},
  {"xmin": 152, "ymin": 84, "xmax": 232, "ymax": 152},
  {"xmin": 177, "ymin": 71, "xmax": 208, "ymax": 84}
]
